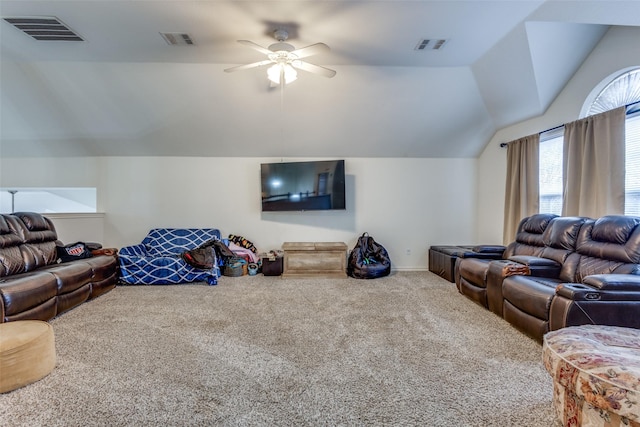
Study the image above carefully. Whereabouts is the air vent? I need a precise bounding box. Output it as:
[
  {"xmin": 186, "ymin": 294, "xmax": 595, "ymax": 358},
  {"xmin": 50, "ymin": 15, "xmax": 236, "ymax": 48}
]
[
  {"xmin": 415, "ymin": 38, "xmax": 448, "ymax": 51},
  {"xmin": 2, "ymin": 16, "xmax": 84, "ymax": 41},
  {"xmin": 160, "ymin": 32, "xmax": 195, "ymax": 46}
]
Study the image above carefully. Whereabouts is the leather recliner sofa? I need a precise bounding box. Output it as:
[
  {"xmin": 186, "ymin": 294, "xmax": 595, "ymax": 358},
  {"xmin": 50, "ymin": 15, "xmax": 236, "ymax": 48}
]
[
  {"xmin": 455, "ymin": 213, "xmax": 558, "ymax": 310},
  {"xmin": 455, "ymin": 214, "xmax": 640, "ymax": 342},
  {"xmin": 0, "ymin": 212, "xmax": 118, "ymax": 323}
]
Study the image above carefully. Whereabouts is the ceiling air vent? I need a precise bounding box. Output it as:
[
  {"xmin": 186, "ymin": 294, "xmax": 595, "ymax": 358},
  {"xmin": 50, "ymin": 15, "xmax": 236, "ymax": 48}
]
[
  {"xmin": 415, "ymin": 38, "xmax": 448, "ymax": 51},
  {"xmin": 160, "ymin": 32, "xmax": 195, "ymax": 46},
  {"xmin": 2, "ymin": 16, "xmax": 84, "ymax": 41}
]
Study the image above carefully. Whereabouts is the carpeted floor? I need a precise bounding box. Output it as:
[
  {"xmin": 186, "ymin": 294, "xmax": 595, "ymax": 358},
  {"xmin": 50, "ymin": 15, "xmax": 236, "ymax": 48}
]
[{"xmin": 0, "ymin": 272, "xmax": 557, "ymax": 426}]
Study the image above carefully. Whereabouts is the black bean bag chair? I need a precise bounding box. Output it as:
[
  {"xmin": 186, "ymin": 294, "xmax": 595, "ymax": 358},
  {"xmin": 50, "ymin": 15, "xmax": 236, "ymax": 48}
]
[{"xmin": 347, "ymin": 233, "xmax": 391, "ymax": 279}]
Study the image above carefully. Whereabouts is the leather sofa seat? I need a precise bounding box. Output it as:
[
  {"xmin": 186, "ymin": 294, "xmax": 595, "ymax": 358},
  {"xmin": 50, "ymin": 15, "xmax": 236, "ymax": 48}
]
[
  {"xmin": 456, "ymin": 258, "xmax": 492, "ymax": 306},
  {"xmin": 83, "ymin": 256, "xmax": 119, "ymax": 299},
  {"xmin": 0, "ymin": 272, "xmax": 58, "ymax": 322},
  {"xmin": 502, "ymin": 275, "xmax": 560, "ymax": 340},
  {"xmin": 46, "ymin": 263, "xmax": 93, "ymax": 315}
]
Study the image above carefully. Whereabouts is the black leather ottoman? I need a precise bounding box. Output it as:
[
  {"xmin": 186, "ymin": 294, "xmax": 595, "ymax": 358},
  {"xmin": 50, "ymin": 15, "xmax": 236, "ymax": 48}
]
[{"xmin": 428, "ymin": 245, "xmax": 505, "ymax": 283}]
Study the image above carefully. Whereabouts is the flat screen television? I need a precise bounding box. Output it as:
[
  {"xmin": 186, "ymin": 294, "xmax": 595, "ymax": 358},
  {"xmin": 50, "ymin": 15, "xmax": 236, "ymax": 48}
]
[{"xmin": 260, "ymin": 160, "xmax": 346, "ymax": 212}]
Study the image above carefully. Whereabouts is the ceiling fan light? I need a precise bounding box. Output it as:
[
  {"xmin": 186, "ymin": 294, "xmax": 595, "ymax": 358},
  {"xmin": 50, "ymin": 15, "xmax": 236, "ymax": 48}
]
[
  {"xmin": 283, "ymin": 64, "xmax": 297, "ymax": 84},
  {"xmin": 267, "ymin": 63, "xmax": 297, "ymax": 85},
  {"xmin": 267, "ymin": 64, "xmax": 281, "ymax": 84}
]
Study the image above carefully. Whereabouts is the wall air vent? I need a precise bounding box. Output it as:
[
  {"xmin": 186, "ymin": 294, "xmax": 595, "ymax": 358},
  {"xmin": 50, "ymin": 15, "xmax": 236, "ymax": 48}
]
[
  {"xmin": 160, "ymin": 32, "xmax": 195, "ymax": 46},
  {"xmin": 415, "ymin": 38, "xmax": 448, "ymax": 51},
  {"xmin": 2, "ymin": 16, "xmax": 84, "ymax": 41}
]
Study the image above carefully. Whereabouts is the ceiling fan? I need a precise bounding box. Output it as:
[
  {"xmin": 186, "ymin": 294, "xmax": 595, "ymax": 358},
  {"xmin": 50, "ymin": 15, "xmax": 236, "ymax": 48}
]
[{"xmin": 224, "ymin": 29, "xmax": 336, "ymax": 86}]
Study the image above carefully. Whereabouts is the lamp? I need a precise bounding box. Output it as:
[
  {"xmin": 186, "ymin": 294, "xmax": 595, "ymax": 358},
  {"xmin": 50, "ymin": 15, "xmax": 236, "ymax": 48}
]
[
  {"xmin": 267, "ymin": 62, "xmax": 297, "ymax": 85},
  {"xmin": 7, "ymin": 190, "xmax": 17, "ymax": 213}
]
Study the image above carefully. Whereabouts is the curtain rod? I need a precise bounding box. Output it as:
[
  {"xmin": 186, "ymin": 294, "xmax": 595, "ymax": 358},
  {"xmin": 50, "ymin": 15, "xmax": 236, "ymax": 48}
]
[{"xmin": 499, "ymin": 99, "xmax": 640, "ymax": 148}]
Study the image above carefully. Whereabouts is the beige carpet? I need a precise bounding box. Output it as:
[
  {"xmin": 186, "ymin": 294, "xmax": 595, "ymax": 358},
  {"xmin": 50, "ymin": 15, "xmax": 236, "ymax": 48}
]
[{"xmin": 0, "ymin": 272, "xmax": 557, "ymax": 426}]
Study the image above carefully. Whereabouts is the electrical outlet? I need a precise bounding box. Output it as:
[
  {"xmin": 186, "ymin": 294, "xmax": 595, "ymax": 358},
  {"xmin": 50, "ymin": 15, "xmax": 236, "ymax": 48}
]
[{"xmin": 406, "ymin": 249, "xmax": 411, "ymax": 256}]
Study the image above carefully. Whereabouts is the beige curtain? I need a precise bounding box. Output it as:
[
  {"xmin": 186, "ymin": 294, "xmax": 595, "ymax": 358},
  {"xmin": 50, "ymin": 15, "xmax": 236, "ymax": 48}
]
[
  {"xmin": 503, "ymin": 134, "xmax": 540, "ymax": 244},
  {"xmin": 562, "ymin": 106, "xmax": 625, "ymax": 217}
]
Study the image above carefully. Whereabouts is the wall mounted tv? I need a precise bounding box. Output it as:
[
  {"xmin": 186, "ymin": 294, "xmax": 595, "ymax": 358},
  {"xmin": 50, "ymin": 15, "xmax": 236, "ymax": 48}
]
[{"xmin": 260, "ymin": 160, "xmax": 346, "ymax": 212}]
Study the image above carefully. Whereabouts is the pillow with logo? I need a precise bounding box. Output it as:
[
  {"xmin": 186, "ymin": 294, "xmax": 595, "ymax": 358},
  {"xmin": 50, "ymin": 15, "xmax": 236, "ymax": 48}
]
[{"xmin": 56, "ymin": 242, "xmax": 93, "ymax": 263}]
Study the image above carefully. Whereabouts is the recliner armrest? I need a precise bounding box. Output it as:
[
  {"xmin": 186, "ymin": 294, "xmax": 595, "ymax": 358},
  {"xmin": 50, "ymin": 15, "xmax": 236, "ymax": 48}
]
[
  {"xmin": 507, "ymin": 255, "xmax": 561, "ymax": 278},
  {"xmin": 507, "ymin": 255, "xmax": 558, "ymax": 267},
  {"xmin": 583, "ymin": 274, "xmax": 640, "ymax": 291},
  {"xmin": 555, "ymin": 278, "xmax": 640, "ymax": 301},
  {"xmin": 555, "ymin": 283, "xmax": 599, "ymax": 300}
]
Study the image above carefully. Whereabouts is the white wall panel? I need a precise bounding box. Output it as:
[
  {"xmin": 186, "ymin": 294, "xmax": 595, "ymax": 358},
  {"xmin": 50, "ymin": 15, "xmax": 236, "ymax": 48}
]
[{"xmin": 1, "ymin": 156, "xmax": 479, "ymax": 270}]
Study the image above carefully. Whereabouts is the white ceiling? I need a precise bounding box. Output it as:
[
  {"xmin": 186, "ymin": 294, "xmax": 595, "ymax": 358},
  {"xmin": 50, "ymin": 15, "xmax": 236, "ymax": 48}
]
[{"xmin": 1, "ymin": 0, "xmax": 638, "ymax": 158}]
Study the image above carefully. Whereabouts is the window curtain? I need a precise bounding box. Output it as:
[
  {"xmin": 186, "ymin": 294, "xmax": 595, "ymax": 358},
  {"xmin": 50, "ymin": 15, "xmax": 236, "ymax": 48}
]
[
  {"xmin": 562, "ymin": 106, "xmax": 626, "ymax": 217},
  {"xmin": 503, "ymin": 134, "xmax": 540, "ymax": 245}
]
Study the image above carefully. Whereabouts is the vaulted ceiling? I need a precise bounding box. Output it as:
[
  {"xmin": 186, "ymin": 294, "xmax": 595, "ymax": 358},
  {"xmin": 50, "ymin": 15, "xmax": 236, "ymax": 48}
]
[{"xmin": 1, "ymin": 1, "xmax": 638, "ymax": 158}]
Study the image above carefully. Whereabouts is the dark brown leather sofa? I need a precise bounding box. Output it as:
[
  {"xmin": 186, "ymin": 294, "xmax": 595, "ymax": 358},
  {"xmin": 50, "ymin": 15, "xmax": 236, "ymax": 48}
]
[
  {"xmin": 455, "ymin": 213, "xmax": 558, "ymax": 309},
  {"xmin": 456, "ymin": 214, "xmax": 640, "ymax": 342},
  {"xmin": 0, "ymin": 212, "xmax": 118, "ymax": 323}
]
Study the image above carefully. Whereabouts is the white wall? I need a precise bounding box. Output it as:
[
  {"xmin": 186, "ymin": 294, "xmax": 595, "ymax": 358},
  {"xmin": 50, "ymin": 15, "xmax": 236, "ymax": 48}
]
[
  {"xmin": 476, "ymin": 26, "xmax": 640, "ymax": 244},
  {"xmin": 0, "ymin": 156, "xmax": 479, "ymax": 270},
  {"xmin": 46, "ymin": 213, "xmax": 105, "ymax": 245}
]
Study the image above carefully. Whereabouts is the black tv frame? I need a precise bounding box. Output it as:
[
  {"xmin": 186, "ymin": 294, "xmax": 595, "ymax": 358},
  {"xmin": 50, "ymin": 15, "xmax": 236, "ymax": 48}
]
[{"xmin": 260, "ymin": 160, "xmax": 346, "ymax": 212}]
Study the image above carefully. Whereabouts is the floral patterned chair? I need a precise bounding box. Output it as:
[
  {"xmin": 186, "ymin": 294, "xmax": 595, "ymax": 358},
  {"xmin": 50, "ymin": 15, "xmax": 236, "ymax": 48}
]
[
  {"xmin": 118, "ymin": 228, "xmax": 221, "ymax": 285},
  {"xmin": 543, "ymin": 325, "xmax": 640, "ymax": 426}
]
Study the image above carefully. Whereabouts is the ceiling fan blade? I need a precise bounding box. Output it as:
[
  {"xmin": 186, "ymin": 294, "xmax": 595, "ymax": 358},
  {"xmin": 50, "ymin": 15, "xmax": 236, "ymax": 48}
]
[
  {"xmin": 292, "ymin": 61, "xmax": 336, "ymax": 78},
  {"xmin": 237, "ymin": 40, "xmax": 273, "ymax": 55},
  {"xmin": 290, "ymin": 43, "xmax": 330, "ymax": 59},
  {"xmin": 224, "ymin": 59, "xmax": 273, "ymax": 73}
]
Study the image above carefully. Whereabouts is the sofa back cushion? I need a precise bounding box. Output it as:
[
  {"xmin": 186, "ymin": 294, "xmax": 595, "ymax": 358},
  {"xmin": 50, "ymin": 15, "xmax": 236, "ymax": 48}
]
[
  {"xmin": 10, "ymin": 212, "xmax": 58, "ymax": 271},
  {"xmin": 564, "ymin": 215, "xmax": 640, "ymax": 282},
  {"xmin": 143, "ymin": 228, "xmax": 222, "ymax": 257},
  {"xmin": 540, "ymin": 217, "xmax": 590, "ymax": 280},
  {"xmin": 0, "ymin": 215, "xmax": 27, "ymax": 277},
  {"xmin": 503, "ymin": 213, "xmax": 558, "ymax": 258}
]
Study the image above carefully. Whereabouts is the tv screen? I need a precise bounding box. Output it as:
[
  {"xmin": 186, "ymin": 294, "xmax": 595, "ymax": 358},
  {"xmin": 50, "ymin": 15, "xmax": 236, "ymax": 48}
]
[{"xmin": 261, "ymin": 160, "xmax": 346, "ymax": 212}]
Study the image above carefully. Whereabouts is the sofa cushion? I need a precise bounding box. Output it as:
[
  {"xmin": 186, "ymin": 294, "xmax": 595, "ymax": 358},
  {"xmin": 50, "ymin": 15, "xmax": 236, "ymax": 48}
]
[
  {"xmin": 0, "ymin": 271, "xmax": 58, "ymax": 317},
  {"xmin": 0, "ymin": 216, "xmax": 21, "ymax": 248},
  {"xmin": 591, "ymin": 215, "xmax": 640, "ymax": 245},
  {"xmin": 45, "ymin": 262, "xmax": 93, "ymax": 294},
  {"xmin": 457, "ymin": 258, "xmax": 490, "ymax": 288},
  {"xmin": 7, "ymin": 213, "xmax": 58, "ymax": 272},
  {"xmin": 502, "ymin": 275, "xmax": 560, "ymax": 320},
  {"xmin": 577, "ymin": 216, "xmax": 640, "ymax": 264},
  {"xmin": 82, "ymin": 256, "xmax": 118, "ymax": 283},
  {"xmin": 0, "ymin": 216, "xmax": 27, "ymax": 277},
  {"xmin": 12, "ymin": 212, "xmax": 57, "ymax": 243},
  {"xmin": 503, "ymin": 214, "xmax": 558, "ymax": 259}
]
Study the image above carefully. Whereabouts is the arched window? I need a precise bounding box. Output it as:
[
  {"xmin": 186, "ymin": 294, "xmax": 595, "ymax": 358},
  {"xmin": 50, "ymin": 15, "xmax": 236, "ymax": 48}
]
[
  {"xmin": 539, "ymin": 67, "xmax": 640, "ymax": 216},
  {"xmin": 584, "ymin": 68, "xmax": 640, "ymax": 117}
]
